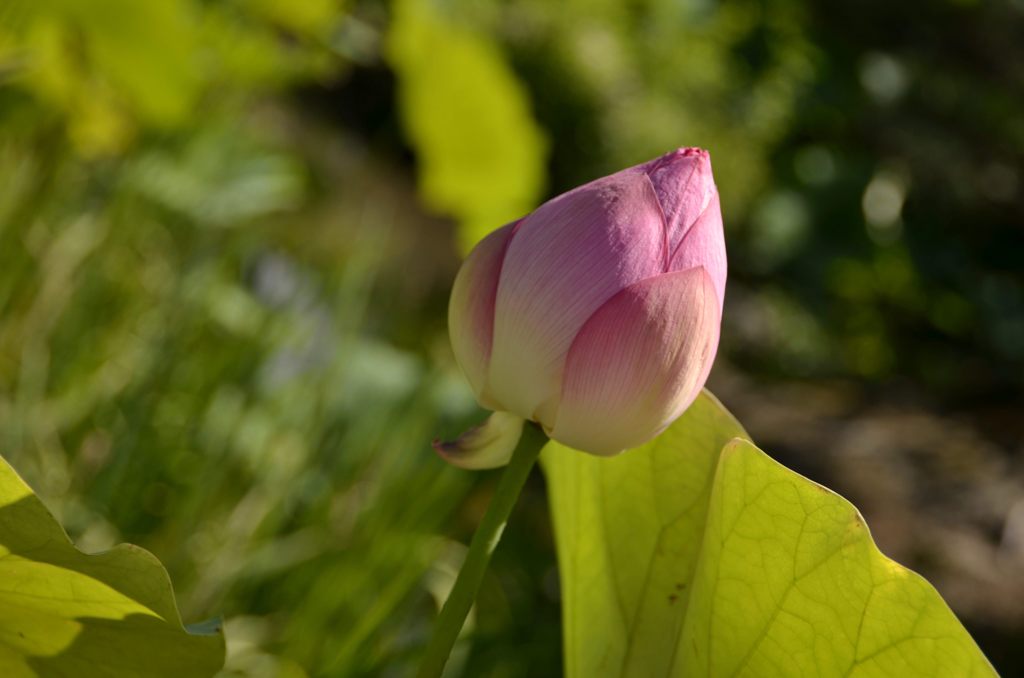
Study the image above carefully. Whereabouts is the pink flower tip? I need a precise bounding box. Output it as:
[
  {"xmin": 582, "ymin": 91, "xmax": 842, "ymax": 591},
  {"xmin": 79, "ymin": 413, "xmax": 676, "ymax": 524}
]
[{"xmin": 444, "ymin": 146, "xmax": 727, "ymax": 458}]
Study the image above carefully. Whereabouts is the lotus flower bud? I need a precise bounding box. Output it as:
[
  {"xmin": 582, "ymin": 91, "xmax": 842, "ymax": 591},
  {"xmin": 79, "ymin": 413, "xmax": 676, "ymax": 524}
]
[{"xmin": 446, "ymin": 148, "xmax": 726, "ymax": 459}]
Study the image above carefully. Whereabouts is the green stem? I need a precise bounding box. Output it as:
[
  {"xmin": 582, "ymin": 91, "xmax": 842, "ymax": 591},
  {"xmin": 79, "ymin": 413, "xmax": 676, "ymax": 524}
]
[{"xmin": 417, "ymin": 422, "xmax": 548, "ymax": 678}]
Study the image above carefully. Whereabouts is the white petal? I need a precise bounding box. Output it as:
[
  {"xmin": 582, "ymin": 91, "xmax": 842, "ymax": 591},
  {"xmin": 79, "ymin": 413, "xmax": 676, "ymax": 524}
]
[{"xmin": 433, "ymin": 411, "xmax": 525, "ymax": 470}]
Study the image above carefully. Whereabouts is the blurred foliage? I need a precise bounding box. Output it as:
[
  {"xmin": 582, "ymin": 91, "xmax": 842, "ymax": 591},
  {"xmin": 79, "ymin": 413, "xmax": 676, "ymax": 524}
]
[
  {"xmin": 387, "ymin": 0, "xmax": 547, "ymax": 251},
  {"xmin": 0, "ymin": 0, "xmax": 1021, "ymax": 676},
  {"xmin": 726, "ymin": 0, "xmax": 1024, "ymax": 394}
]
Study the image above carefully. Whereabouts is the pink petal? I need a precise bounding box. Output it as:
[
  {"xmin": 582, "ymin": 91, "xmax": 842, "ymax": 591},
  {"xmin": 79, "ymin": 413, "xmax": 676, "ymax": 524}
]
[
  {"xmin": 550, "ymin": 267, "xmax": 721, "ymax": 456},
  {"xmin": 448, "ymin": 222, "xmax": 516, "ymax": 405},
  {"xmin": 643, "ymin": 148, "xmax": 717, "ymax": 257},
  {"xmin": 668, "ymin": 190, "xmax": 727, "ymax": 308},
  {"xmin": 487, "ymin": 170, "xmax": 667, "ymax": 425}
]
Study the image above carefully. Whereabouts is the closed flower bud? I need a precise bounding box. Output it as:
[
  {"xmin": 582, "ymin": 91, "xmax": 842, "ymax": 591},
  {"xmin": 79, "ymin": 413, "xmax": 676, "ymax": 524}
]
[{"xmin": 447, "ymin": 148, "xmax": 726, "ymax": 458}]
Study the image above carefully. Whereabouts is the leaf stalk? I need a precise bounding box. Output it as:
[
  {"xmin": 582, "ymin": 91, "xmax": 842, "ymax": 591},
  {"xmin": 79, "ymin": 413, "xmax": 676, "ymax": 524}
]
[{"xmin": 417, "ymin": 421, "xmax": 548, "ymax": 678}]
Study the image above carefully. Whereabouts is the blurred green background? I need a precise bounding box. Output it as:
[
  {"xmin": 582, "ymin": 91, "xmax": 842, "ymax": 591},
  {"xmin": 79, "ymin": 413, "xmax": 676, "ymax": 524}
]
[{"xmin": 1, "ymin": 0, "xmax": 1022, "ymax": 675}]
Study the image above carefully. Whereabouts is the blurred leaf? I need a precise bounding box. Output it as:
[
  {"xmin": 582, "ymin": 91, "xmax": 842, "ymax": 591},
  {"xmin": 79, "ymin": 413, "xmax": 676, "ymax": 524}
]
[
  {"xmin": 66, "ymin": 0, "xmax": 201, "ymax": 126},
  {"xmin": 0, "ymin": 0, "xmax": 339, "ymax": 154},
  {"xmin": 388, "ymin": 0, "xmax": 547, "ymax": 251},
  {"xmin": 240, "ymin": 0, "xmax": 339, "ymax": 36},
  {"xmin": 0, "ymin": 454, "xmax": 224, "ymax": 677},
  {"xmin": 15, "ymin": 0, "xmax": 202, "ymax": 129},
  {"xmin": 543, "ymin": 391, "xmax": 994, "ymax": 677},
  {"xmin": 127, "ymin": 128, "xmax": 306, "ymax": 227}
]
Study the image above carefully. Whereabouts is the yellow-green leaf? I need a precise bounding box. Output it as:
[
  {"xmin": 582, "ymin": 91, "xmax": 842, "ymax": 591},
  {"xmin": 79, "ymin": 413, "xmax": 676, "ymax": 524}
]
[
  {"xmin": 387, "ymin": 0, "xmax": 547, "ymax": 252},
  {"xmin": 0, "ymin": 456, "xmax": 224, "ymax": 677},
  {"xmin": 543, "ymin": 390, "xmax": 995, "ymax": 678}
]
